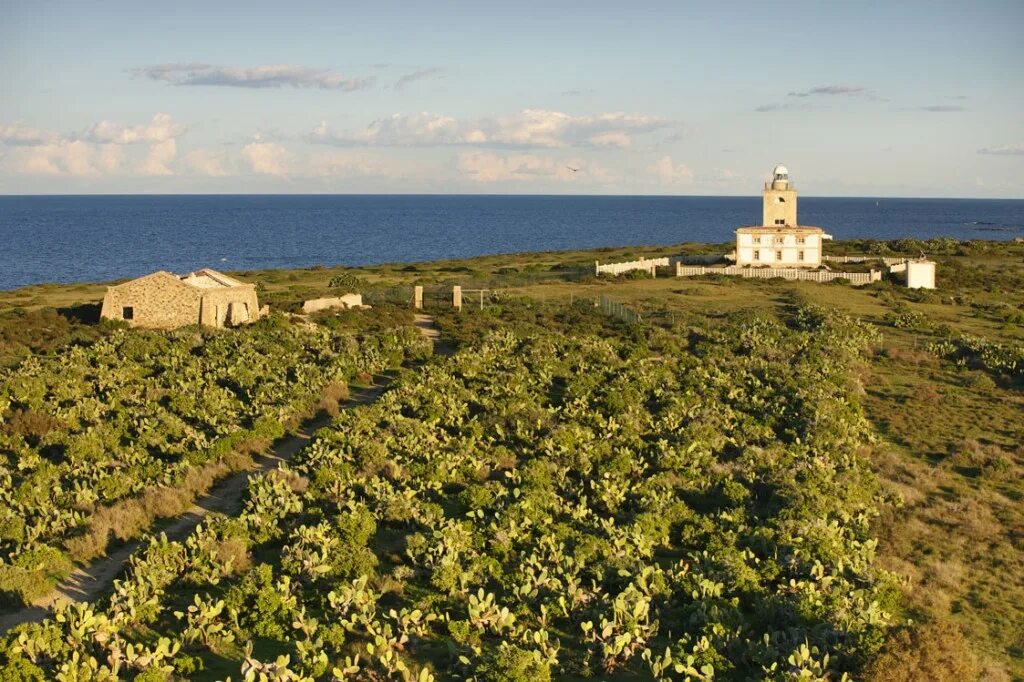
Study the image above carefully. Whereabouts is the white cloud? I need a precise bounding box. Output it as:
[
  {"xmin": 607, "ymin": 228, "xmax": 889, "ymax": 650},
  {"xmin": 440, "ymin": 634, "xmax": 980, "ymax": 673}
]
[
  {"xmin": 83, "ymin": 113, "xmax": 186, "ymax": 144},
  {"xmin": 184, "ymin": 148, "xmax": 231, "ymax": 176},
  {"xmin": 308, "ymin": 151, "xmax": 427, "ymax": 179},
  {"xmin": 311, "ymin": 109, "xmax": 673, "ymax": 149},
  {"xmin": 587, "ymin": 131, "xmax": 632, "ymax": 148},
  {"xmin": 0, "ymin": 123, "xmax": 60, "ymax": 146},
  {"xmin": 494, "ymin": 110, "xmax": 666, "ymax": 148},
  {"xmin": 2, "ymin": 114, "xmax": 189, "ymax": 177},
  {"xmin": 96, "ymin": 145, "xmax": 124, "ymax": 173},
  {"xmin": 978, "ymin": 144, "xmax": 1024, "ymax": 156},
  {"xmin": 6, "ymin": 140, "xmax": 98, "ymax": 176},
  {"xmin": 140, "ymin": 63, "xmax": 375, "ymax": 91},
  {"xmin": 242, "ymin": 137, "xmax": 289, "ymax": 175},
  {"xmin": 649, "ymin": 156, "xmax": 694, "ymax": 185},
  {"xmin": 137, "ymin": 139, "xmax": 177, "ymax": 176},
  {"xmin": 312, "ymin": 113, "xmax": 486, "ymax": 147},
  {"xmin": 457, "ymin": 151, "xmax": 589, "ymax": 183}
]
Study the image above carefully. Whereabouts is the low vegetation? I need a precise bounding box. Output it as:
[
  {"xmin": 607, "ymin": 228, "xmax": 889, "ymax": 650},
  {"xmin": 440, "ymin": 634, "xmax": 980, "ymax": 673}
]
[
  {"xmin": 1, "ymin": 304, "xmax": 902, "ymax": 679},
  {"xmin": 0, "ymin": 238, "xmax": 1021, "ymax": 678},
  {"xmin": 0, "ymin": 309, "xmax": 431, "ymax": 607}
]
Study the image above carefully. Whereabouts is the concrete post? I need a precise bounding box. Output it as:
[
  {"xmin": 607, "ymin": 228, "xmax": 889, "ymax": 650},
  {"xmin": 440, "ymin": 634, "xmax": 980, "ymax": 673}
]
[
  {"xmin": 413, "ymin": 285, "xmax": 423, "ymax": 310},
  {"xmin": 595, "ymin": 260, "xmax": 600, "ymax": 276},
  {"xmin": 452, "ymin": 285, "xmax": 462, "ymax": 311}
]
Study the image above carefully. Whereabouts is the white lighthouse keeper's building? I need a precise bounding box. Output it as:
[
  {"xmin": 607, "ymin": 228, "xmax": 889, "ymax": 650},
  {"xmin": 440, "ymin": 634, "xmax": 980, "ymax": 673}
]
[{"xmin": 735, "ymin": 165, "xmax": 832, "ymax": 267}]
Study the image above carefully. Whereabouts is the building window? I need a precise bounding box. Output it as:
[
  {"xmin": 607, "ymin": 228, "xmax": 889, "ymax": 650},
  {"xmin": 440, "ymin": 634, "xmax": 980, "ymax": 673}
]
[
  {"xmin": 122, "ymin": 306, "xmax": 134, "ymax": 320},
  {"xmin": 796, "ymin": 237, "xmax": 806, "ymax": 244},
  {"xmin": 775, "ymin": 219, "xmax": 786, "ymax": 225},
  {"xmin": 752, "ymin": 236, "xmax": 761, "ymax": 244},
  {"xmin": 753, "ymin": 250, "xmax": 760, "ymax": 261},
  {"xmin": 798, "ymin": 250, "xmax": 805, "ymax": 261},
  {"xmin": 775, "ymin": 236, "xmax": 785, "ymax": 244},
  {"xmin": 776, "ymin": 197, "xmax": 786, "ymax": 203},
  {"xmin": 776, "ymin": 250, "xmax": 783, "ymax": 260}
]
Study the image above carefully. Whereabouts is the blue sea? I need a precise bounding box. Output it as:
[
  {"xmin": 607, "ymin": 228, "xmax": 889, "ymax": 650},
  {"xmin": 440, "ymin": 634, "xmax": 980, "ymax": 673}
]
[{"xmin": 1, "ymin": 195, "xmax": 1022, "ymax": 291}]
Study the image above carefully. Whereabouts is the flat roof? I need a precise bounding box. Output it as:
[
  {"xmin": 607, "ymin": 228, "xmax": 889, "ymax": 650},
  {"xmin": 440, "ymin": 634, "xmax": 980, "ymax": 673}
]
[{"xmin": 735, "ymin": 225, "xmax": 826, "ymax": 234}]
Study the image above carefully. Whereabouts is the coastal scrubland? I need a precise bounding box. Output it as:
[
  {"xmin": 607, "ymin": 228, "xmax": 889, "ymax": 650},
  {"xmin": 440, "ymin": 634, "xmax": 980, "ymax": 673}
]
[{"xmin": 0, "ymin": 238, "xmax": 1021, "ymax": 680}]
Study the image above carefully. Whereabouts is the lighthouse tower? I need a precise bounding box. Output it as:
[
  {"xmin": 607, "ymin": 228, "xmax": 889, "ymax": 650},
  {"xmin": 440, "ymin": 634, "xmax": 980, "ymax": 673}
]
[{"xmin": 762, "ymin": 164, "xmax": 798, "ymax": 227}]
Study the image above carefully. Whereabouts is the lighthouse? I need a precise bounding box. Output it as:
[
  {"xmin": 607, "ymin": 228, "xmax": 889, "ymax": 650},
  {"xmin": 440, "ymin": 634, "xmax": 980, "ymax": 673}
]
[{"xmin": 734, "ymin": 164, "xmax": 831, "ymax": 268}]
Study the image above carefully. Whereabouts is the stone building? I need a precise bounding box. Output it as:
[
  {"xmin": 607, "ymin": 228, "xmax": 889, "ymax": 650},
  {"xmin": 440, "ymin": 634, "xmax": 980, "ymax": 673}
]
[
  {"xmin": 735, "ymin": 165, "xmax": 831, "ymax": 267},
  {"xmin": 100, "ymin": 268, "xmax": 262, "ymax": 329}
]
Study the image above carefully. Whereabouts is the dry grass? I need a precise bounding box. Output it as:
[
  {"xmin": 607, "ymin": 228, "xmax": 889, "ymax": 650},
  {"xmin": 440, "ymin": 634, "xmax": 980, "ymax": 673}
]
[
  {"xmin": 2, "ymin": 408, "xmax": 57, "ymax": 440},
  {"xmin": 862, "ymin": 619, "xmax": 982, "ymax": 682},
  {"xmin": 884, "ymin": 346, "xmax": 937, "ymax": 366},
  {"xmin": 64, "ymin": 446, "xmax": 260, "ymax": 563},
  {"xmin": 864, "ymin": 362, "xmax": 1024, "ymax": 678},
  {"xmin": 214, "ymin": 537, "xmax": 251, "ymax": 577},
  {"xmin": 318, "ymin": 380, "xmax": 351, "ymax": 417},
  {"xmin": 268, "ymin": 468, "xmax": 309, "ymax": 494}
]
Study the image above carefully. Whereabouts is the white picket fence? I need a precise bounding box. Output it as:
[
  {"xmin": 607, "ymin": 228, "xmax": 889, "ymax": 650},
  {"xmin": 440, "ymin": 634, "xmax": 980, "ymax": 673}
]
[
  {"xmin": 675, "ymin": 264, "xmax": 882, "ymax": 286},
  {"xmin": 823, "ymin": 255, "xmax": 908, "ymax": 266},
  {"xmin": 594, "ymin": 253, "xmax": 727, "ymax": 276},
  {"xmin": 595, "ymin": 257, "xmax": 668, "ymax": 276}
]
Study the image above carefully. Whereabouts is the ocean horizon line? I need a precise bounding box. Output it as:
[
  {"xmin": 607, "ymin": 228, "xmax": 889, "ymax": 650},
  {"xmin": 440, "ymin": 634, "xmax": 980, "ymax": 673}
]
[{"xmin": 1, "ymin": 193, "xmax": 1022, "ymax": 202}]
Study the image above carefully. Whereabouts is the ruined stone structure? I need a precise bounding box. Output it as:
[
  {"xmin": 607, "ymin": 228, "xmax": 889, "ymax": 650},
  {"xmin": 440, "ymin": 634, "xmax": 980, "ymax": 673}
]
[
  {"xmin": 735, "ymin": 165, "xmax": 832, "ymax": 268},
  {"xmin": 100, "ymin": 268, "xmax": 262, "ymax": 329},
  {"xmin": 301, "ymin": 293, "xmax": 364, "ymax": 314}
]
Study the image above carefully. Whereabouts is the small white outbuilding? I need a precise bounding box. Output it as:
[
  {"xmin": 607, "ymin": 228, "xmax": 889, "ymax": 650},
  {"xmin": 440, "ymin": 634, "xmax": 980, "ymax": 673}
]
[{"xmin": 904, "ymin": 260, "xmax": 936, "ymax": 289}]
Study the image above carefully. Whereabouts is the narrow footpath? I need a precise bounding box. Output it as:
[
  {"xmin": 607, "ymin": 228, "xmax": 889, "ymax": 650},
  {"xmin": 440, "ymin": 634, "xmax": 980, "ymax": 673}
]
[{"xmin": 0, "ymin": 316, "xmax": 444, "ymax": 634}]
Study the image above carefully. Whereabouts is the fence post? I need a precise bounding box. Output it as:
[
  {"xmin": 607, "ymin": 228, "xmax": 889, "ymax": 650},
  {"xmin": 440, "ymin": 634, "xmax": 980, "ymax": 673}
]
[
  {"xmin": 452, "ymin": 285, "xmax": 462, "ymax": 311},
  {"xmin": 595, "ymin": 260, "xmax": 600, "ymax": 276},
  {"xmin": 413, "ymin": 285, "xmax": 423, "ymax": 310}
]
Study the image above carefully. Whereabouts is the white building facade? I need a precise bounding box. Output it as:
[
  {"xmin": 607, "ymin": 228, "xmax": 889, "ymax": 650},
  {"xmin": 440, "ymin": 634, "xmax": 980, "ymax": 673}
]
[
  {"xmin": 735, "ymin": 165, "xmax": 831, "ymax": 268},
  {"xmin": 905, "ymin": 260, "xmax": 936, "ymax": 289}
]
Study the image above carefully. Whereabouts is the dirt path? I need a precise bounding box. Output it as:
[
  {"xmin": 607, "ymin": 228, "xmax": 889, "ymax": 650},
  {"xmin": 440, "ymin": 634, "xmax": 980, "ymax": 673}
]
[
  {"xmin": 0, "ymin": 318, "xmax": 444, "ymax": 634},
  {"xmin": 415, "ymin": 313, "xmax": 455, "ymax": 357}
]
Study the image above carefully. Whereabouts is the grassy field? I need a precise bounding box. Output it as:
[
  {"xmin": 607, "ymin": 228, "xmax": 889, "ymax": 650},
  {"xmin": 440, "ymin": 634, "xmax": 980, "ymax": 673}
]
[{"xmin": 1, "ymin": 238, "xmax": 1022, "ymax": 678}]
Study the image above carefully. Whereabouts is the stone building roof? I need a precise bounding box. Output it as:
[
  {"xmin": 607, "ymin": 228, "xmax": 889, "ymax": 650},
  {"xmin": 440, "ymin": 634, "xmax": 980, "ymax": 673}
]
[
  {"xmin": 180, "ymin": 268, "xmax": 249, "ymax": 289},
  {"xmin": 106, "ymin": 268, "xmax": 253, "ymax": 293}
]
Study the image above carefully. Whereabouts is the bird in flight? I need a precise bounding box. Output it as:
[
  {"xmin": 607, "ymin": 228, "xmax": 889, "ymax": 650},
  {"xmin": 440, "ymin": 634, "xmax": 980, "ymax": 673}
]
[{"xmin": 566, "ymin": 166, "xmax": 580, "ymax": 172}]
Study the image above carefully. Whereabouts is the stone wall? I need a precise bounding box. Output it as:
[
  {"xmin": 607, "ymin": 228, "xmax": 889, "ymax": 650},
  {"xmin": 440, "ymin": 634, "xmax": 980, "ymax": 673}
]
[
  {"xmin": 301, "ymin": 293, "xmax": 364, "ymax": 314},
  {"xmin": 100, "ymin": 272, "xmax": 202, "ymax": 328},
  {"xmin": 198, "ymin": 286, "xmax": 261, "ymax": 328}
]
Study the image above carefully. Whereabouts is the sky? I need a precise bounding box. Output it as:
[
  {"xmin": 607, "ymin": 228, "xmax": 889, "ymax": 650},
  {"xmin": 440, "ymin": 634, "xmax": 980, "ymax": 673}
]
[{"xmin": 1, "ymin": 0, "xmax": 1022, "ymax": 197}]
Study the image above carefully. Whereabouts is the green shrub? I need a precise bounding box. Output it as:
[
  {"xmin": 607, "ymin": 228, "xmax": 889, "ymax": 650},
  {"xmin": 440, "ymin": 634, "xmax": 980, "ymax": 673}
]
[{"xmin": 476, "ymin": 645, "xmax": 551, "ymax": 682}]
